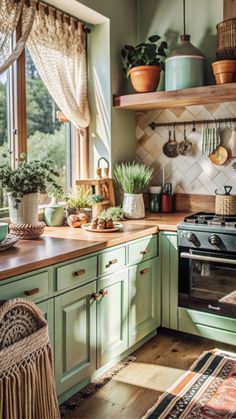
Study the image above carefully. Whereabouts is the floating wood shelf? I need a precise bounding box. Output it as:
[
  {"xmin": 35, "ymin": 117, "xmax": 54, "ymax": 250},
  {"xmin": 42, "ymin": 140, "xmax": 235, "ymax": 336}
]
[{"xmin": 113, "ymin": 83, "xmax": 236, "ymax": 111}]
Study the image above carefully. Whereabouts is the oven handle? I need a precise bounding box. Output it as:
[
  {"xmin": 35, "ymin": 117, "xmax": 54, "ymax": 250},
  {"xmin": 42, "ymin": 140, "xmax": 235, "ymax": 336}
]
[{"xmin": 180, "ymin": 252, "xmax": 236, "ymax": 265}]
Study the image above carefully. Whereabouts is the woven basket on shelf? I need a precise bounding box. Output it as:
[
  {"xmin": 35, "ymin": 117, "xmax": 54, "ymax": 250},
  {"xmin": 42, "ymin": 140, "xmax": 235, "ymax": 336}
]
[
  {"xmin": 216, "ymin": 18, "xmax": 236, "ymax": 59},
  {"xmin": 215, "ymin": 195, "xmax": 236, "ymax": 215}
]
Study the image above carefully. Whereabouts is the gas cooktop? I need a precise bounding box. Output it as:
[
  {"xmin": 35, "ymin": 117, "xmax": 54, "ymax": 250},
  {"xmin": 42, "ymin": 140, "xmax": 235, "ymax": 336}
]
[
  {"xmin": 178, "ymin": 212, "xmax": 236, "ymax": 252},
  {"xmin": 183, "ymin": 212, "xmax": 236, "ymax": 228}
]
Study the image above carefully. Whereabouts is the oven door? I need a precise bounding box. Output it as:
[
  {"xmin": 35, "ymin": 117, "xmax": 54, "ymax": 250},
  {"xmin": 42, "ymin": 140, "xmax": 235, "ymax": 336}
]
[{"xmin": 179, "ymin": 249, "xmax": 236, "ymax": 318}]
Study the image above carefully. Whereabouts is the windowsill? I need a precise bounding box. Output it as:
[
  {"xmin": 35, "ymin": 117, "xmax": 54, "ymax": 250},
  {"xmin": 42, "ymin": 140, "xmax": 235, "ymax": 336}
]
[{"xmin": 0, "ymin": 202, "xmax": 66, "ymax": 223}]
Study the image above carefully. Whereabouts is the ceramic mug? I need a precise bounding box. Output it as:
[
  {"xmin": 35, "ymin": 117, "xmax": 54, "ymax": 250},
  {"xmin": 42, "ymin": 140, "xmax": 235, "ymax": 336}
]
[{"xmin": 0, "ymin": 222, "xmax": 8, "ymax": 242}]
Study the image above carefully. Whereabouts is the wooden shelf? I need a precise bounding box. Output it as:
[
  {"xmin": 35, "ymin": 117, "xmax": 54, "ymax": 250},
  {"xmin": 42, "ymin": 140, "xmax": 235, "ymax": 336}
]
[{"xmin": 113, "ymin": 83, "xmax": 236, "ymax": 111}]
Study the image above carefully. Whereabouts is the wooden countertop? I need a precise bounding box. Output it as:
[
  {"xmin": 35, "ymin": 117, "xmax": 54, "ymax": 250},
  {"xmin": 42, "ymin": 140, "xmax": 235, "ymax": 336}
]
[{"xmin": 0, "ymin": 212, "xmax": 188, "ymax": 281}]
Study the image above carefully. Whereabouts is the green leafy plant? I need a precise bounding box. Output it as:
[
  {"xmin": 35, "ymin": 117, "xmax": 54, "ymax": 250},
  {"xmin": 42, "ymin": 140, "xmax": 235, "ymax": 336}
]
[
  {"xmin": 90, "ymin": 194, "xmax": 104, "ymax": 204},
  {"xmin": 121, "ymin": 35, "xmax": 168, "ymax": 78},
  {"xmin": 65, "ymin": 186, "xmax": 91, "ymax": 209},
  {"xmin": 0, "ymin": 152, "xmax": 62, "ymax": 208},
  {"xmin": 114, "ymin": 162, "xmax": 153, "ymax": 194},
  {"xmin": 101, "ymin": 206, "xmax": 125, "ymax": 221}
]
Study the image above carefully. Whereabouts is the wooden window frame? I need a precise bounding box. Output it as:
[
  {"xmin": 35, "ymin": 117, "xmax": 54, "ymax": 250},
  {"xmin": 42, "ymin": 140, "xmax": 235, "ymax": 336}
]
[{"xmin": 7, "ymin": 15, "xmax": 89, "ymax": 179}]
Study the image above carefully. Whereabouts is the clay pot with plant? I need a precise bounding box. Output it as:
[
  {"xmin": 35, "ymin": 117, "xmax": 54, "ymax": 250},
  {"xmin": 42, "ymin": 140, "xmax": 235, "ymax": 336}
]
[
  {"xmin": 121, "ymin": 35, "xmax": 168, "ymax": 93},
  {"xmin": 212, "ymin": 59, "xmax": 236, "ymax": 84}
]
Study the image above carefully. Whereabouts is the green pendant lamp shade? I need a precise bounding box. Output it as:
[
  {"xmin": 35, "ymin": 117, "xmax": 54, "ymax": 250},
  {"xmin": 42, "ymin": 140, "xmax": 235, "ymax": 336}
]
[{"xmin": 165, "ymin": 0, "xmax": 205, "ymax": 91}]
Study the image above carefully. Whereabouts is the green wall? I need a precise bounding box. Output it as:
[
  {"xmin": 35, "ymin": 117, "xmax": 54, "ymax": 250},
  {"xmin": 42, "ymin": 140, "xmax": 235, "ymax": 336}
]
[
  {"xmin": 76, "ymin": 0, "xmax": 138, "ymax": 176},
  {"xmin": 137, "ymin": 0, "xmax": 223, "ymax": 85},
  {"xmin": 76, "ymin": 0, "xmax": 224, "ymax": 175}
]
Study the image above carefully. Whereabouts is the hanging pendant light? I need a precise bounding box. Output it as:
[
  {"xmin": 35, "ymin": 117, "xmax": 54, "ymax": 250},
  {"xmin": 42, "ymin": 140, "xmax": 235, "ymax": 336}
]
[{"xmin": 165, "ymin": 0, "xmax": 205, "ymax": 91}]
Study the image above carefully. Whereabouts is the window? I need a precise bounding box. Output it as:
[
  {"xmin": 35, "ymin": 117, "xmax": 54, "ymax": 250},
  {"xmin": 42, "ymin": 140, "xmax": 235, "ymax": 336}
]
[
  {"xmin": 0, "ymin": 69, "xmax": 11, "ymax": 214},
  {"xmin": 0, "ymin": 8, "xmax": 89, "ymax": 214}
]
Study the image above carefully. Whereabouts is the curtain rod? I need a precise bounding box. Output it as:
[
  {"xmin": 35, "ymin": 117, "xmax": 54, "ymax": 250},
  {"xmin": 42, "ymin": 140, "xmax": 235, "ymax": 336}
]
[
  {"xmin": 23, "ymin": 0, "xmax": 90, "ymax": 33},
  {"xmin": 149, "ymin": 117, "xmax": 236, "ymax": 131}
]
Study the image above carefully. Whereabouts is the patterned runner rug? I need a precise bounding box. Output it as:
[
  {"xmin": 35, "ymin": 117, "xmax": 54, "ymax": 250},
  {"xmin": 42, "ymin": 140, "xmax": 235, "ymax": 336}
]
[{"xmin": 143, "ymin": 349, "xmax": 236, "ymax": 419}]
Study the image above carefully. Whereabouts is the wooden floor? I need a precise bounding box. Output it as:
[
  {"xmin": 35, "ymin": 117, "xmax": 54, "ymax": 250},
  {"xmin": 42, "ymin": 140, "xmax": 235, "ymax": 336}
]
[{"xmin": 67, "ymin": 329, "xmax": 236, "ymax": 419}]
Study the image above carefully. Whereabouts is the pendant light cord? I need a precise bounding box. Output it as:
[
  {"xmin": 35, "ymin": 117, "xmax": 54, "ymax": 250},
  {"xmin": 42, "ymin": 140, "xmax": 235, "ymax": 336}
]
[{"xmin": 183, "ymin": 0, "xmax": 186, "ymax": 35}]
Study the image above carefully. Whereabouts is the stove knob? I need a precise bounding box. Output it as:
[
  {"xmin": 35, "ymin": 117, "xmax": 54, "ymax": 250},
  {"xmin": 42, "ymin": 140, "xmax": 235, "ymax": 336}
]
[
  {"xmin": 186, "ymin": 232, "xmax": 197, "ymax": 243},
  {"xmin": 208, "ymin": 234, "xmax": 221, "ymax": 246}
]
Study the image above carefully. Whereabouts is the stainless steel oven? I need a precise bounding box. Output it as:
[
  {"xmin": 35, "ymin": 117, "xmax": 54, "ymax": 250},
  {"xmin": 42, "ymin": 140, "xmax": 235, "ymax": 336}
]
[{"xmin": 178, "ymin": 217, "xmax": 236, "ymax": 319}]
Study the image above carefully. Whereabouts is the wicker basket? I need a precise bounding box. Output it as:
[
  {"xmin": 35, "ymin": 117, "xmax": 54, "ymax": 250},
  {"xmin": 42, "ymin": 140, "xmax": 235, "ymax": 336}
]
[
  {"xmin": 215, "ymin": 195, "xmax": 236, "ymax": 215},
  {"xmin": 216, "ymin": 18, "xmax": 236, "ymax": 59}
]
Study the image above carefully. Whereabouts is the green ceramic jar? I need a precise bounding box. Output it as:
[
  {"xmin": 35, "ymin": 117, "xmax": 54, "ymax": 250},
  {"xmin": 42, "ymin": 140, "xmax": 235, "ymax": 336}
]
[
  {"xmin": 44, "ymin": 197, "xmax": 65, "ymax": 227},
  {"xmin": 165, "ymin": 34, "xmax": 205, "ymax": 91}
]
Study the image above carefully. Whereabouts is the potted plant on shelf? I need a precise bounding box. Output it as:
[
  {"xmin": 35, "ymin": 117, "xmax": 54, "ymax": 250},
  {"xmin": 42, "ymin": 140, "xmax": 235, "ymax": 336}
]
[
  {"xmin": 0, "ymin": 152, "xmax": 62, "ymax": 225},
  {"xmin": 114, "ymin": 162, "xmax": 153, "ymax": 219},
  {"xmin": 121, "ymin": 35, "xmax": 168, "ymax": 93}
]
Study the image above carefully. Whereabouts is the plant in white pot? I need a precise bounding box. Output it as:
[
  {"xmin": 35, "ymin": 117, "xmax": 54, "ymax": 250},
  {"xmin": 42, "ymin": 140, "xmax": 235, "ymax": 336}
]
[
  {"xmin": 114, "ymin": 162, "xmax": 153, "ymax": 219},
  {"xmin": 0, "ymin": 152, "xmax": 62, "ymax": 225}
]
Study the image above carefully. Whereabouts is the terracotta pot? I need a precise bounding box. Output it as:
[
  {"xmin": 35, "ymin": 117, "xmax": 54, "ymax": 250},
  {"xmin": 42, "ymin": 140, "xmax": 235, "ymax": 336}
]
[
  {"xmin": 129, "ymin": 65, "xmax": 161, "ymax": 93},
  {"xmin": 212, "ymin": 60, "xmax": 236, "ymax": 84}
]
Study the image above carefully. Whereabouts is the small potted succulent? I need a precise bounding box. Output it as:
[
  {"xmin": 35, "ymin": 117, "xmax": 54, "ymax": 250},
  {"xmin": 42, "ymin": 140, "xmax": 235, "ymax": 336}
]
[
  {"xmin": 65, "ymin": 186, "xmax": 92, "ymax": 227},
  {"xmin": 121, "ymin": 35, "xmax": 168, "ymax": 93},
  {"xmin": 0, "ymin": 152, "xmax": 62, "ymax": 225},
  {"xmin": 114, "ymin": 162, "xmax": 153, "ymax": 219},
  {"xmin": 90, "ymin": 194, "xmax": 104, "ymax": 218}
]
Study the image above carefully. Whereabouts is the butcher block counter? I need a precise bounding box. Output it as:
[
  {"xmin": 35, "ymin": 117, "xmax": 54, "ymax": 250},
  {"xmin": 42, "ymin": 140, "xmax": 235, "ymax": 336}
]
[{"xmin": 0, "ymin": 212, "xmax": 188, "ymax": 281}]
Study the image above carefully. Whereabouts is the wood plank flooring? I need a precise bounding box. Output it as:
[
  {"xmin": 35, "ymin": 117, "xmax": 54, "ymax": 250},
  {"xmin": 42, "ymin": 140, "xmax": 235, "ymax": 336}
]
[{"xmin": 67, "ymin": 329, "xmax": 236, "ymax": 419}]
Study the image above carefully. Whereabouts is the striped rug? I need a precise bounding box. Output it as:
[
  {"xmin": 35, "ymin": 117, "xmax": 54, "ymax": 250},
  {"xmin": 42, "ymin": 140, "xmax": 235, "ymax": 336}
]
[{"xmin": 143, "ymin": 349, "xmax": 236, "ymax": 419}]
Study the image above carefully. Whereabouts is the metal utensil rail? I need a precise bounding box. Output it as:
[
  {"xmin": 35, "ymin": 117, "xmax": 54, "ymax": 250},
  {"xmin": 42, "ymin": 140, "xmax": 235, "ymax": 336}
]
[{"xmin": 149, "ymin": 117, "xmax": 236, "ymax": 131}]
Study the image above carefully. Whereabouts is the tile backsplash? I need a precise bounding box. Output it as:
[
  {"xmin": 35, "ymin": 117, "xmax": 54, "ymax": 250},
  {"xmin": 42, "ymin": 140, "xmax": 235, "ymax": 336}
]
[{"xmin": 135, "ymin": 103, "xmax": 236, "ymax": 195}]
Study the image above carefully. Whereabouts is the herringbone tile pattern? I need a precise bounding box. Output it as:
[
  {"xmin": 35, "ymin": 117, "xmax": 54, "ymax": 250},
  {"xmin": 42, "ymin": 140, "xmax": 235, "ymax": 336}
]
[{"xmin": 135, "ymin": 103, "xmax": 236, "ymax": 194}]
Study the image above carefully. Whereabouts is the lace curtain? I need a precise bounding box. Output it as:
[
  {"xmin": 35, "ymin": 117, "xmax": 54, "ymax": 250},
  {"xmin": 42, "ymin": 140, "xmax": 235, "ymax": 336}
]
[
  {"xmin": 26, "ymin": 8, "xmax": 90, "ymax": 128},
  {"xmin": 0, "ymin": 0, "xmax": 35, "ymax": 74}
]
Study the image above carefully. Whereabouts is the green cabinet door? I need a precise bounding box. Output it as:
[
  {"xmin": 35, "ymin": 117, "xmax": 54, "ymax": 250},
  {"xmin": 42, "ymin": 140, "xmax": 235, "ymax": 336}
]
[
  {"xmin": 37, "ymin": 299, "xmax": 54, "ymax": 349},
  {"xmin": 128, "ymin": 257, "xmax": 160, "ymax": 346},
  {"xmin": 160, "ymin": 232, "xmax": 178, "ymax": 330},
  {"xmin": 54, "ymin": 281, "xmax": 97, "ymax": 396},
  {"xmin": 97, "ymin": 269, "xmax": 128, "ymax": 368}
]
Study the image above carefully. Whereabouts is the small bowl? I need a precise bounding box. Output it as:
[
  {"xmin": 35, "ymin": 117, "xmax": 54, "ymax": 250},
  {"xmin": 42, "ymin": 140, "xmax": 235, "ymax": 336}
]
[{"xmin": 0, "ymin": 223, "xmax": 8, "ymax": 242}]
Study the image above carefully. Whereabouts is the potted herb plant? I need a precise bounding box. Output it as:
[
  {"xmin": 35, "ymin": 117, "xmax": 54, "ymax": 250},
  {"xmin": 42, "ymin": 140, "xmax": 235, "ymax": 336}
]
[
  {"xmin": 0, "ymin": 152, "xmax": 62, "ymax": 225},
  {"xmin": 65, "ymin": 186, "xmax": 92, "ymax": 222},
  {"xmin": 114, "ymin": 162, "xmax": 153, "ymax": 219},
  {"xmin": 90, "ymin": 194, "xmax": 104, "ymax": 218},
  {"xmin": 121, "ymin": 35, "xmax": 168, "ymax": 93}
]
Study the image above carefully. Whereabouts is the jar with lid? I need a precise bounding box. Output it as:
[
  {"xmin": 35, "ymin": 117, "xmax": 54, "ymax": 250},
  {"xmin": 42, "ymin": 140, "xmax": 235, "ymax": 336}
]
[{"xmin": 161, "ymin": 183, "xmax": 174, "ymax": 213}]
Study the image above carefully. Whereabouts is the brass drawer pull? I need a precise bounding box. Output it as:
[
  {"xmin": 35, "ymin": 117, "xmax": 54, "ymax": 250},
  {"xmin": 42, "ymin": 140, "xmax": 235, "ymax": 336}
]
[
  {"xmin": 91, "ymin": 292, "xmax": 99, "ymax": 301},
  {"xmin": 106, "ymin": 259, "xmax": 118, "ymax": 267},
  {"xmin": 74, "ymin": 269, "xmax": 86, "ymax": 277},
  {"xmin": 24, "ymin": 288, "xmax": 40, "ymax": 297},
  {"xmin": 140, "ymin": 268, "xmax": 150, "ymax": 275},
  {"xmin": 140, "ymin": 248, "xmax": 150, "ymax": 255},
  {"xmin": 99, "ymin": 289, "xmax": 108, "ymax": 297}
]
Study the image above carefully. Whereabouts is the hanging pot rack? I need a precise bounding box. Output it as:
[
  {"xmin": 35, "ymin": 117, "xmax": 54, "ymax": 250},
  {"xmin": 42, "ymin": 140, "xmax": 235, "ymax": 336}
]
[{"xmin": 149, "ymin": 117, "xmax": 236, "ymax": 132}]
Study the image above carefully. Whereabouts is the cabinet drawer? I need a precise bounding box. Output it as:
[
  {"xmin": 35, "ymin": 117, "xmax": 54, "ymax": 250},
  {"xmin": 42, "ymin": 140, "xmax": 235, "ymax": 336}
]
[
  {"xmin": 56, "ymin": 256, "xmax": 97, "ymax": 291},
  {"xmin": 128, "ymin": 236, "xmax": 157, "ymax": 265},
  {"xmin": 98, "ymin": 247, "xmax": 126, "ymax": 276},
  {"xmin": 0, "ymin": 271, "xmax": 49, "ymax": 303}
]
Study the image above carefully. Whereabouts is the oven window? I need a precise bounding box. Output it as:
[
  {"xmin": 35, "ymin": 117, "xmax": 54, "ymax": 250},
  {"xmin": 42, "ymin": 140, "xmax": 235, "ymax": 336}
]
[{"xmin": 190, "ymin": 257, "xmax": 236, "ymax": 304}]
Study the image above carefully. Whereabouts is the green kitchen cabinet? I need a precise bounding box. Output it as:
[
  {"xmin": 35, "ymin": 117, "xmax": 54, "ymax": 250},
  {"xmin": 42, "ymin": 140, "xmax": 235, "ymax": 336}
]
[
  {"xmin": 160, "ymin": 232, "xmax": 178, "ymax": 330},
  {"xmin": 97, "ymin": 269, "xmax": 129, "ymax": 368},
  {"xmin": 54, "ymin": 281, "xmax": 97, "ymax": 396},
  {"xmin": 128, "ymin": 257, "xmax": 160, "ymax": 346},
  {"xmin": 37, "ymin": 299, "xmax": 54, "ymax": 348}
]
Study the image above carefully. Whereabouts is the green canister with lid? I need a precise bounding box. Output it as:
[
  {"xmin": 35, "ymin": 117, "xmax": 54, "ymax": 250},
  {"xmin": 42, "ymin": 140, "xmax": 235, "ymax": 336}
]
[{"xmin": 165, "ymin": 34, "xmax": 205, "ymax": 91}]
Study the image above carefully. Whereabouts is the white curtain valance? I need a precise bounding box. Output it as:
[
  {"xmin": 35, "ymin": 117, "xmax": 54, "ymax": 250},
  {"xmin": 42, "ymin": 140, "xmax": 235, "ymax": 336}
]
[
  {"xmin": 26, "ymin": 8, "xmax": 90, "ymax": 128},
  {"xmin": 0, "ymin": 0, "xmax": 35, "ymax": 75}
]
